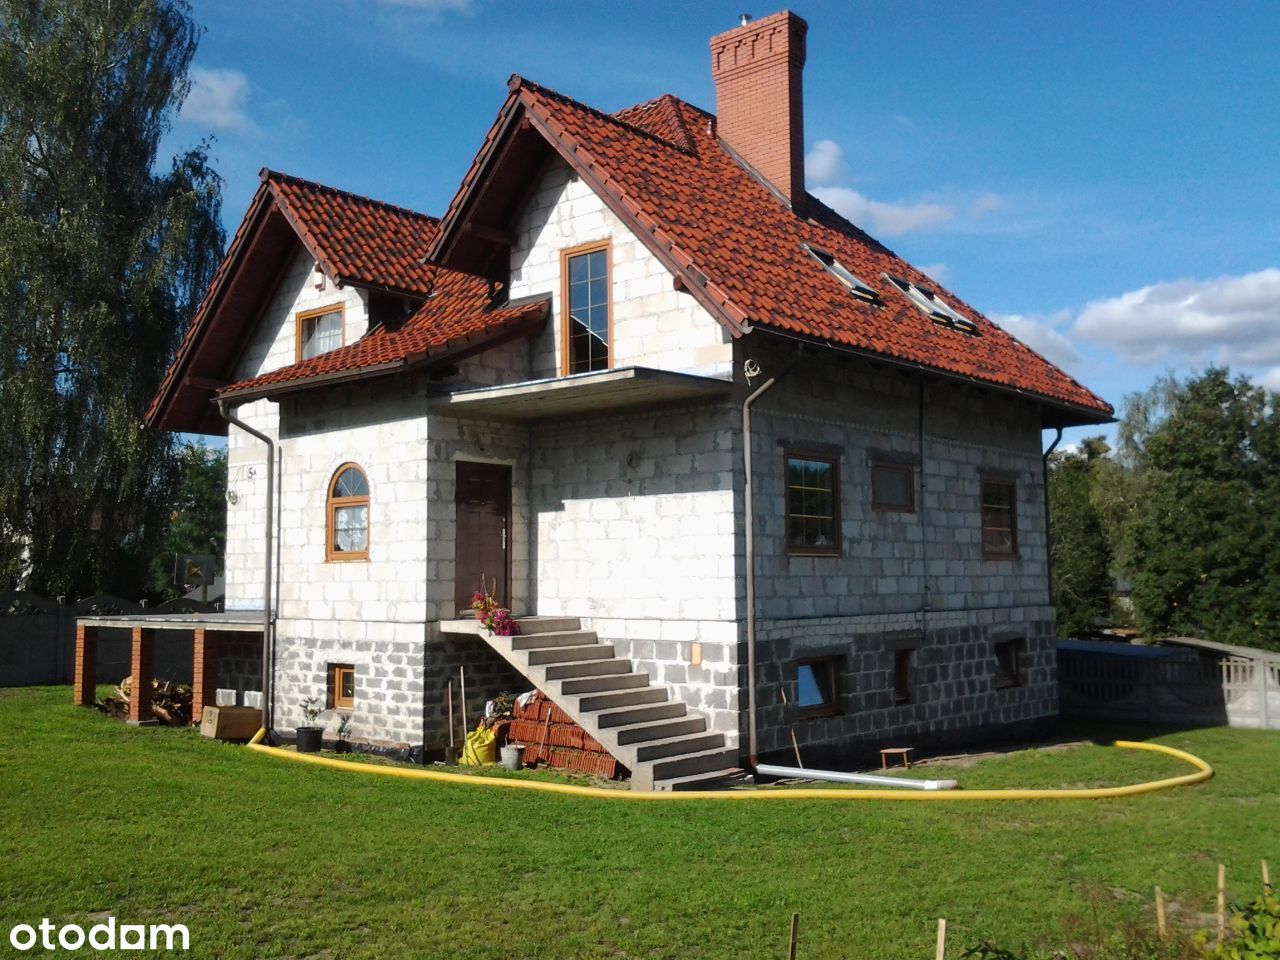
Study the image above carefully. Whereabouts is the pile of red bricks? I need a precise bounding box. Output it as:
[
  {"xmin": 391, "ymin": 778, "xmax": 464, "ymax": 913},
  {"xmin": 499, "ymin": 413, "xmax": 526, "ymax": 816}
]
[{"xmin": 506, "ymin": 692, "xmax": 621, "ymax": 779}]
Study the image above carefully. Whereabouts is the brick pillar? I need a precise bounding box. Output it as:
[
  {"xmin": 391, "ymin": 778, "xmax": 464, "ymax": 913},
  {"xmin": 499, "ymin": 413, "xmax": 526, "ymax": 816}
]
[
  {"xmin": 73, "ymin": 624, "xmax": 98, "ymax": 706},
  {"xmin": 191, "ymin": 629, "xmax": 218, "ymax": 724},
  {"xmin": 127, "ymin": 627, "xmax": 155, "ymax": 724}
]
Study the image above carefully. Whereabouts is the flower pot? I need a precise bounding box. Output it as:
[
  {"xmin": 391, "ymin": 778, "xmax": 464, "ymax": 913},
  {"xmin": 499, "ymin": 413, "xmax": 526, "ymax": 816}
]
[
  {"xmin": 499, "ymin": 743, "xmax": 525, "ymax": 771},
  {"xmin": 334, "ymin": 740, "xmax": 352, "ymax": 754},
  {"xmin": 295, "ymin": 726, "xmax": 323, "ymax": 753}
]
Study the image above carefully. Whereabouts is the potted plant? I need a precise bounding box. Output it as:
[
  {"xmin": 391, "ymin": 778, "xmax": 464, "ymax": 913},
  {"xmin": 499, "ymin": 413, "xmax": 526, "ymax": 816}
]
[
  {"xmin": 335, "ymin": 713, "xmax": 353, "ymax": 754},
  {"xmin": 483, "ymin": 606, "xmax": 521, "ymax": 637},
  {"xmin": 295, "ymin": 696, "xmax": 323, "ymax": 753},
  {"xmin": 470, "ymin": 575, "xmax": 499, "ymax": 621}
]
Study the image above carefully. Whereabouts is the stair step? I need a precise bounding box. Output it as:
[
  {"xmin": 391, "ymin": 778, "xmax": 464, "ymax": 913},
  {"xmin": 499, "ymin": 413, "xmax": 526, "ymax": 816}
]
[
  {"xmin": 511, "ymin": 630, "xmax": 598, "ymax": 650},
  {"xmin": 615, "ymin": 715, "xmax": 705, "ymax": 745},
  {"xmin": 635, "ymin": 731, "xmax": 726, "ymax": 762},
  {"xmin": 655, "ymin": 767, "xmax": 746, "ymax": 792},
  {"xmin": 558, "ymin": 672, "xmax": 650, "ymax": 695},
  {"xmin": 596, "ymin": 701, "xmax": 686, "ymax": 728},
  {"xmin": 576, "ymin": 687, "xmax": 667, "ymax": 712},
  {"xmin": 515, "ymin": 617, "xmax": 582, "ymax": 634},
  {"xmin": 543, "ymin": 659, "xmax": 630, "ymax": 680},
  {"xmin": 526, "ymin": 644, "xmax": 613, "ymax": 665},
  {"xmin": 650, "ymin": 747, "xmax": 741, "ymax": 782}
]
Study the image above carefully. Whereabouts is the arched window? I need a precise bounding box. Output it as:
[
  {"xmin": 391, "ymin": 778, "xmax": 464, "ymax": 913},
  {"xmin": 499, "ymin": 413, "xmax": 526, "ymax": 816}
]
[{"xmin": 326, "ymin": 464, "xmax": 369, "ymax": 561}]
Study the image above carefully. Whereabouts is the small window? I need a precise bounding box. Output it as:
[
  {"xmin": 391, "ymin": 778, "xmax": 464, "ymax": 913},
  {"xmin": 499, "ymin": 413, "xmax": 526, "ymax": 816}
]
[
  {"xmin": 785, "ymin": 452, "xmax": 841, "ymax": 556},
  {"xmin": 804, "ymin": 245, "xmax": 881, "ymax": 304},
  {"xmin": 892, "ymin": 648, "xmax": 913, "ymax": 704},
  {"xmin": 795, "ymin": 657, "xmax": 840, "ymax": 717},
  {"xmin": 884, "ymin": 274, "xmax": 979, "ymax": 336},
  {"xmin": 328, "ymin": 663, "xmax": 355, "ymax": 709},
  {"xmin": 327, "ymin": 464, "xmax": 370, "ymax": 561},
  {"xmin": 871, "ymin": 459, "xmax": 916, "ymax": 512},
  {"xmin": 980, "ymin": 476, "xmax": 1018, "ymax": 558},
  {"xmin": 297, "ymin": 305, "xmax": 345, "ymax": 361},
  {"xmin": 993, "ymin": 640, "xmax": 1022, "ymax": 689},
  {"xmin": 562, "ymin": 242, "xmax": 611, "ymax": 375}
]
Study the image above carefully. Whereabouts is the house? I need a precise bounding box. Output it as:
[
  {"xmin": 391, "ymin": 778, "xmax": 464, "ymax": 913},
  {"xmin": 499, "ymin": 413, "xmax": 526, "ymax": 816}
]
[{"xmin": 134, "ymin": 11, "xmax": 1112, "ymax": 788}]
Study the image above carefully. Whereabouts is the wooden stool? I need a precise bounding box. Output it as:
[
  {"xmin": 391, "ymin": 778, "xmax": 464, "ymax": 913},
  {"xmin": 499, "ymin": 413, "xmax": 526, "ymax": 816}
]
[{"xmin": 880, "ymin": 746, "xmax": 913, "ymax": 769}]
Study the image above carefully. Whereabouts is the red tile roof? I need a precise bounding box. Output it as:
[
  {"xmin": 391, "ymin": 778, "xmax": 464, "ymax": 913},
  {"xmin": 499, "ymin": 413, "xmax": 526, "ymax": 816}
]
[{"xmin": 432, "ymin": 77, "xmax": 1111, "ymax": 421}]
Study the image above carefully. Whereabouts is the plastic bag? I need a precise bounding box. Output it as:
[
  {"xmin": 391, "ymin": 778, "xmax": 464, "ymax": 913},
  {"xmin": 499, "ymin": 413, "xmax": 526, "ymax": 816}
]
[{"xmin": 459, "ymin": 726, "xmax": 496, "ymax": 766}]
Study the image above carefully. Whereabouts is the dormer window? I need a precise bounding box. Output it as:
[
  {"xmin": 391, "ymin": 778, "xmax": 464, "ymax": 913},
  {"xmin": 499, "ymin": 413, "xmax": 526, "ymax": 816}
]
[
  {"xmin": 804, "ymin": 245, "xmax": 880, "ymax": 304},
  {"xmin": 884, "ymin": 274, "xmax": 980, "ymax": 336},
  {"xmin": 297, "ymin": 305, "xmax": 345, "ymax": 361}
]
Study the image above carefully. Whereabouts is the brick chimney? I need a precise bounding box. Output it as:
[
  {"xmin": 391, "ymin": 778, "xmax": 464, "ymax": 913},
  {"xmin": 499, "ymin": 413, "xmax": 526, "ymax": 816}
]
[{"xmin": 710, "ymin": 10, "xmax": 808, "ymax": 213}]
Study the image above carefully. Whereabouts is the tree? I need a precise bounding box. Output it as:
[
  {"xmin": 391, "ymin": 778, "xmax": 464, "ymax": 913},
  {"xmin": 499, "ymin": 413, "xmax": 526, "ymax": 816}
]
[
  {"xmin": 145, "ymin": 442, "xmax": 226, "ymax": 600},
  {"xmin": 0, "ymin": 0, "xmax": 224, "ymax": 596},
  {"xmin": 1118, "ymin": 368, "xmax": 1280, "ymax": 650},
  {"xmin": 1048, "ymin": 436, "xmax": 1120, "ymax": 637}
]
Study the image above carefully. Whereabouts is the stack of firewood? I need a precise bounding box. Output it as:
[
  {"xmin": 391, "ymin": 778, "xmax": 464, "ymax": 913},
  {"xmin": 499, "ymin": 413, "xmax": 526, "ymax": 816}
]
[{"xmin": 96, "ymin": 677, "xmax": 193, "ymax": 726}]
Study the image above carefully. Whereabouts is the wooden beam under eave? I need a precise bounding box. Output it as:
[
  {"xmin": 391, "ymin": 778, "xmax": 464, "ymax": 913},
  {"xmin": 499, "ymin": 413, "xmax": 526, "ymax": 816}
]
[{"xmin": 465, "ymin": 222, "xmax": 516, "ymax": 246}]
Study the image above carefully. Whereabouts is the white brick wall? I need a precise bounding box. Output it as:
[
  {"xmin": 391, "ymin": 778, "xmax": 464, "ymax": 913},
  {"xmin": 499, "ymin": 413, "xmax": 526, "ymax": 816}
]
[{"xmin": 507, "ymin": 158, "xmax": 734, "ymax": 379}]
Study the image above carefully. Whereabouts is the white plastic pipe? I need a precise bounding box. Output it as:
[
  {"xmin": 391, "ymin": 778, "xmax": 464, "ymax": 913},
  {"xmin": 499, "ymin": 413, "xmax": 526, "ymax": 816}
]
[{"xmin": 756, "ymin": 763, "xmax": 959, "ymax": 791}]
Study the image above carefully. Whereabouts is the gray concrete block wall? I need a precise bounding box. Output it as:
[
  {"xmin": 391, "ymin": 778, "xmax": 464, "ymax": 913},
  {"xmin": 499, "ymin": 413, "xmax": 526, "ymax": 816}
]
[{"xmin": 752, "ymin": 606, "xmax": 1058, "ymax": 763}]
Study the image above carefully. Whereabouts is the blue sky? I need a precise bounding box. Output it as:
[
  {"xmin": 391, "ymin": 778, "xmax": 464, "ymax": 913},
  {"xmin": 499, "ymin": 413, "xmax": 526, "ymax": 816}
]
[{"xmin": 168, "ymin": 0, "xmax": 1280, "ymax": 448}]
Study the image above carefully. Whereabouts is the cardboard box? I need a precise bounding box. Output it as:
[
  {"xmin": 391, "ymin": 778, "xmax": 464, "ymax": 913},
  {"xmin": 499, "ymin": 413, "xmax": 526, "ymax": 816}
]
[{"xmin": 199, "ymin": 705, "xmax": 263, "ymax": 741}]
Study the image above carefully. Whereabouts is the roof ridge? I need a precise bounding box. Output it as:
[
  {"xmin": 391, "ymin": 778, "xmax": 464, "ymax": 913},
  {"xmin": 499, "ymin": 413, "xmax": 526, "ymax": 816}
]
[
  {"xmin": 614, "ymin": 93, "xmax": 704, "ymax": 153},
  {"xmin": 513, "ymin": 77, "xmax": 699, "ymax": 156},
  {"xmin": 260, "ymin": 168, "xmax": 440, "ymax": 225}
]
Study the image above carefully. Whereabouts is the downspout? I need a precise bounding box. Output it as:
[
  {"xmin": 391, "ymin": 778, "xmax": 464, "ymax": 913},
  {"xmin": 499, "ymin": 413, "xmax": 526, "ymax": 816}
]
[
  {"xmin": 1042, "ymin": 424, "xmax": 1064, "ymax": 606},
  {"xmin": 217, "ymin": 398, "xmax": 275, "ymax": 735},
  {"xmin": 742, "ymin": 352, "xmax": 798, "ymax": 768}
]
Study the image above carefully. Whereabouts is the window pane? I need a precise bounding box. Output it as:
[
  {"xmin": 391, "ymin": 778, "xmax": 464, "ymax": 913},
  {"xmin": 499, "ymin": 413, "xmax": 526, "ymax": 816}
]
[
  {"xmin": 301, "ymin": 310, "xmax": 342, "ymax": 360},
  {"xmin": 872, "ymin": 463, "xmax": 914, "ymax": 510},
  {"xmin": 333, "ymin": 504, "xmax": 368, "ymax": 552},
  {"xmin": 796, "ymin": 664, "xmax": 825, "ymax": 707},
  {"xmin": 567, "ymin": 250, "xmax": 609, "ymax": 372},
  {"xmin": 786, "ymin": 456, "xmax": 838, "ymax": 551},
  {"xmin": 340, "ymin": 669, "xmax": 355, "ymax": 701}
]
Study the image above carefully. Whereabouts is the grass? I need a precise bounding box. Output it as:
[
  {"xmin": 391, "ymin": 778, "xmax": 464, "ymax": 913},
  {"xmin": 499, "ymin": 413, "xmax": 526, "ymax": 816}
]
[{"xmin": 1, "ymin": 686, "xmax": 1276, "ymax": 959}]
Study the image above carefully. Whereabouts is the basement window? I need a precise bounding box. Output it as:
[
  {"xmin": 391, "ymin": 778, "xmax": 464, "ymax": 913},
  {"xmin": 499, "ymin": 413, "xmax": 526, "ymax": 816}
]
[
  {"xmin": 884, "ymin": 274, "xmax": 980, "ymax": 336},
  {"xmin": 795, "ymin": 657, "xmax": 840, "ymax": 717},
  {"xmin": 803, "ymin": 245, "xmax": 881, "ymax": 304},
  {"xmin": 328, "ymin": 663, "xmax": 355, "ymax": 710},
  {"xmin": 993, "ymin": 639, "xmax": 1022, "ymax": 689},
  {"xmin": 892, "ymin": 648, "xmax": 913, "ymax": 705}
]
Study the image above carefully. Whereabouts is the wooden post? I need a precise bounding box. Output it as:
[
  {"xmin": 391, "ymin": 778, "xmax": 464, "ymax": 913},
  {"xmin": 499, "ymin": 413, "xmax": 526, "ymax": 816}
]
[
  {"xmin": 72, "ymin": 624, "xmax": 98, "ymax": 706},
  {"xmin": 1217, "ymin": 863, "xmax": 1226, "ymax": 944},
  {"xmin": 787, "ymin": 912, "xmax": 799, "ymax": 960},
  {"xmin": 779, "ymin": 687, "xmax": 803, "ymax": 768},
  {"xmin": 1264, "ymin": 859, "xmax": 1271, "ymax": 895},
  {"xmin": 935, "ymin": 918, "xmax": 947, "ymax": 960},
  {"xmin": 1155, "ymin": 886, "xmax": 1166, "ymax": 937},
  {"xmin": 459, "ymin": 666, "xmax": 467, "ymax": 742},
  {"xmin": 447, "ymin": 680, "xmax": 454, "ymax": 755}
]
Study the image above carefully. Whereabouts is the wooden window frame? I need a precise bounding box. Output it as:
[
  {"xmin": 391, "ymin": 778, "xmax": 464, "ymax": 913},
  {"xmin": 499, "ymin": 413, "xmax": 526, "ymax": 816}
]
[
  {"xmin": 326, "ymin": 463, "xmax": 370, "ymax": 563},
  {"xmin": 559, "ymin": 239, "xmax": 613, "ymax": 377},
  {"xmin": 980, "ymin": 474, "xmax": 1019, "ymax": 559},
  {"xmin": 993, "ymin": 639, "xmax": 1022, "ymax": 689},
  {"xmin": 794, "ymin": 656, "xmax": 842, "ymax": 719},
  {"xmin": 295, "ymin": 303, "xmax": 347, "ymax": 363},
  {"xmin": 784, "ymin": 450, "xmax": 842, "ymax": 557},
  {"xmin": 870, "ymin": 456, "xmax": 917, "ymax": 513},
  {"xmin": 328, "ymin": 662, "xmax": 355, "ymax": 710}
]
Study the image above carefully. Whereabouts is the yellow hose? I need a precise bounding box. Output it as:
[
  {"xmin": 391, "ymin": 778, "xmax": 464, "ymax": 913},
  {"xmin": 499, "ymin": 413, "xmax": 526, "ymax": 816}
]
[{"xmin": 245, "ymin": 733, "xmax": 1211, "ymax": 801}]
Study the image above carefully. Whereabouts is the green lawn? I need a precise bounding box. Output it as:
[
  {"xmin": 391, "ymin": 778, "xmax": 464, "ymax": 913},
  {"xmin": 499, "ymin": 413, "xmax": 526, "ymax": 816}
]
[{"xmin": 1, "ymin": 687, "xmax": 1276, "ymax": 959}]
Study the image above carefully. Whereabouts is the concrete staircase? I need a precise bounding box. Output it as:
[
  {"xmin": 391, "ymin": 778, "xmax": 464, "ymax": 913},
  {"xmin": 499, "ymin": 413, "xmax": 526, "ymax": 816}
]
[{"xmin": 442, "ymin": 616, "xmax": 740, "ymax": 791}]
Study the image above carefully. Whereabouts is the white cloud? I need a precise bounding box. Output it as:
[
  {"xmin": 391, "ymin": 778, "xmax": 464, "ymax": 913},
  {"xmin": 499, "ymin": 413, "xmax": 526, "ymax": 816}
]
[
  {"xmin": 988, "ymin": 310, "xmax": 1082, "ymax": 370},
  {"xmin": 804, "ymin": 139, "xmax": 845, "ymax": 187},
  {"xmin": 1257, "ymin": 366, "xmax": 1280, "ymax": 392},
  {"xmin": 919, "ymin": 263, "xmax": 948, "ymax": 283},
  {"xmin": 1072, "ymin": 268, "xmax": 1280, "ymax": 367},
  {"xmin": 181, "ymin": 67, "xmax": 252, "ymax": 133},
  {"xmin": 970, "ymin": 192, "xmax": 1003, "ymax": 217},
  {"xmin": 813, "ymin": 186, "xmax": 954, "ymax": 236}
]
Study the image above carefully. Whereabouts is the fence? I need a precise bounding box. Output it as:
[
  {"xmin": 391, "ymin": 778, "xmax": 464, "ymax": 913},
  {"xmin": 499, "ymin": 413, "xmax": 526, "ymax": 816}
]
[
  {"xmin": 1058, "ymin": 639, "xmax": 1280, "ymax": 730},
  {"xmin": 0, "ymin": 591, "xmax": 222, "ymax": 688}
]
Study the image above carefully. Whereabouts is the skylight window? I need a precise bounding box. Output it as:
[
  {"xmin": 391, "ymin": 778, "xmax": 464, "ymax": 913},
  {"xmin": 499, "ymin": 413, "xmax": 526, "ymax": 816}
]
[
  {"xmin": 884, "ymin": 274, "xmax": 980, "ymax": 336},
  {"xmin": 803, "ymin": 245, "xmax": 880, "ymax": 304}
]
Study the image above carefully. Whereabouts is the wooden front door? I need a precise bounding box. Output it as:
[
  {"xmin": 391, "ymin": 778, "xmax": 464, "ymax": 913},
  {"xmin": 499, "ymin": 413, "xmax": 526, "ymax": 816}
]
[{"xmin": 454, "ymin": 462, "xmax": 511, "ymax": 616}]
